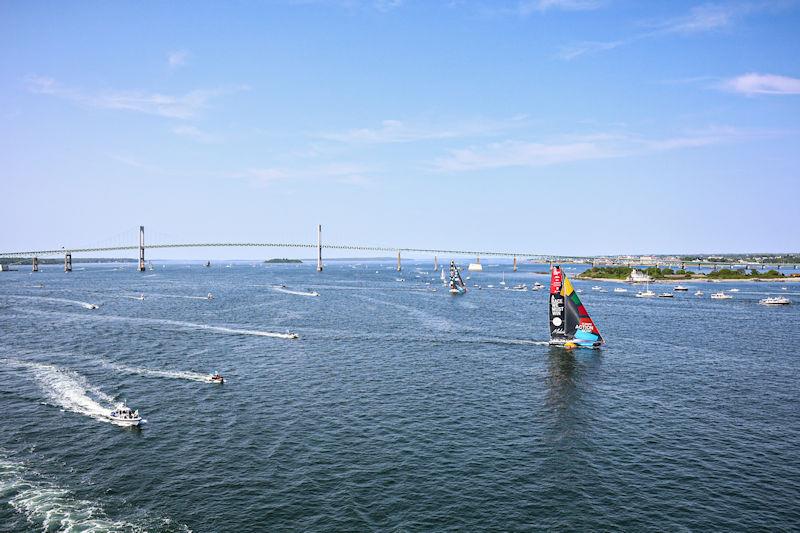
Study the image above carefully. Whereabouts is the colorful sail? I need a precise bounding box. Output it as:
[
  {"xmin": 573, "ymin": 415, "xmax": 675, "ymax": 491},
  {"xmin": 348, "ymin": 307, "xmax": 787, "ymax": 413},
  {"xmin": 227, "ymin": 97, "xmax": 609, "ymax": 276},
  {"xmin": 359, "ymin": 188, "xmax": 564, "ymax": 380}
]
[
  {"xmin": 449, "ymin": 261, "xmax": 467, "ymax": 294},
  {"xmin": 549, "ymin": 265, "xmax": 603, "ymax": 348}
]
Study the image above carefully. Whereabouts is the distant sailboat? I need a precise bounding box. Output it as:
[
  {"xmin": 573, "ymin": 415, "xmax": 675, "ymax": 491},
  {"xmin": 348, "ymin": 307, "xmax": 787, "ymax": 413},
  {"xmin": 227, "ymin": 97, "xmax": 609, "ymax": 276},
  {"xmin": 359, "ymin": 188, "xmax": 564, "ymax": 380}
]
[
  {"xmin": 205, "ymin": 261, "xmax": 211, "ymax": 268},
  {"xmin": 449, "ymin": 261, "xmax": 467, "ymax": 295},
  {"xmin": 549, "ymin": 265, "xmax": 603, "ymax": 349}
]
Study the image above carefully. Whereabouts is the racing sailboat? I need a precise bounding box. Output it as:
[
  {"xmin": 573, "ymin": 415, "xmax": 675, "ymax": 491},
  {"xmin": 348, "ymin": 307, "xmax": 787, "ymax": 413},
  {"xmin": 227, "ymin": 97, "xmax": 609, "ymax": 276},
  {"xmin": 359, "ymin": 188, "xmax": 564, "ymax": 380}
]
[
  {"xmin": 549, "ymin": 265, "xmax": 603, "ymax": 348},
  {"xmin": 449, "ymin": 261, "xmax": 467, "ymax": 295}
]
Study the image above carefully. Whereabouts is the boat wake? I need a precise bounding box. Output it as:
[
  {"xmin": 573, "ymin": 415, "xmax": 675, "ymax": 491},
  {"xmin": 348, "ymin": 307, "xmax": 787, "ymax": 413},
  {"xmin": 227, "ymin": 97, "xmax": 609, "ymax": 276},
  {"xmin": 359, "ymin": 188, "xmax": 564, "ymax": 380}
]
[
  {"xmin": 7, "ymin": 359, "xmax": 117, "ymax": 424},
  {"xmin": 2, "ymin": 294, "xmax": 99, "ymax": 310},
  {"xmin": 272, "ymin": 286, "xmax": 320, "ymax": 297},
  {"xmin": 14, "ymin": 309, "xmax": 299, "ymax": 339},
  {"xmin": 0, "ymin": 456, "xmax": 140, "ymax": 532},
  {"xmin": 103, "ymin": 361, "xmax": 211, "ymax": 383}
]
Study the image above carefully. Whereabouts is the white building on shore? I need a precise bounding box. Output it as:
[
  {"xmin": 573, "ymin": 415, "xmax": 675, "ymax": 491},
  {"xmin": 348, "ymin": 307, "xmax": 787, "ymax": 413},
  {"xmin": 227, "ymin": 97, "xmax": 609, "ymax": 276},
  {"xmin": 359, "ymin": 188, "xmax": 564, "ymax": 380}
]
[{"xmin": 627, "ymin": 268, "xmax": 653, "ymax": 283}]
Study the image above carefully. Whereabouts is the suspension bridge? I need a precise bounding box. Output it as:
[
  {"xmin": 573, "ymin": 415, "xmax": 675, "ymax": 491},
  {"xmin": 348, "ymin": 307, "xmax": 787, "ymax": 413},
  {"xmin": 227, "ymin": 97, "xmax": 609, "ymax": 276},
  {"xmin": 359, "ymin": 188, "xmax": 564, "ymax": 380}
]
[{"xmin": 1, "ymin": 225, "xmax": 797, "ymax": 273}]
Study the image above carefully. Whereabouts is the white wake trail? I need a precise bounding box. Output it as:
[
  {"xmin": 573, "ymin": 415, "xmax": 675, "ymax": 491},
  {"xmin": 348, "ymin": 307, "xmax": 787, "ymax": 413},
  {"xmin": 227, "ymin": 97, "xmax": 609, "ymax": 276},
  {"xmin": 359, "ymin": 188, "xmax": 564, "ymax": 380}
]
[
  {"xmin": 2, "ymin": 294, "xmax": 99, "ymax": 310},
  {"xmin": 272, "ymin": 286, "xmax": 320, "ymax": 297},
  {"xmin": 7, "ymin": 359, "xmax": 117, "ymax": 424},
  {"xmin": 0, "ymin": 456, "xmax": 140, "ymax": 533},
  {"xmin": 103, "ymin": 362, "xmax": 211, "ymax": 383}
]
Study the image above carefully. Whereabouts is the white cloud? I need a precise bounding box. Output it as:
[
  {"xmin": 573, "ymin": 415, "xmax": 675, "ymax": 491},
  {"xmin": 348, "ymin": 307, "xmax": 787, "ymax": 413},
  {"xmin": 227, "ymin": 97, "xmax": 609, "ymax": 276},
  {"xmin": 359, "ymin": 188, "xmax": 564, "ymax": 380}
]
[
  {"xmin": 433, "ymin": 128, "xmax": 756, "ymax": 172},
  {"xmin": 168, "ymin": 50, "xmax": 189, "ymax": 68},
  {"xmin": 556, "ymin": 40, "xmax": 624, "ymax": 60},
  {"xmin": 234, "ymin": 163, "xmax": 374, "ymax": 188},
  {"xmin": 721, "ymin": 73, "xmax": 800, "ymax": 95},
  {"xmin": 519, "ymin": 0, "xmax": 603, "ymax": 14},
  {"xmin": 318, "ymin": 116, "xmax": 526, "ymax": 144},
  {"xmin": 26, "ymin": 76, "xmax": 248, "ymax": 119},
  {"xmin": 172, "ymin": 125, "xmax": 220, "ymax": 143},
  {"xmin": 654, "ymin": 3, "xmax": 742, "ymax": 34}
]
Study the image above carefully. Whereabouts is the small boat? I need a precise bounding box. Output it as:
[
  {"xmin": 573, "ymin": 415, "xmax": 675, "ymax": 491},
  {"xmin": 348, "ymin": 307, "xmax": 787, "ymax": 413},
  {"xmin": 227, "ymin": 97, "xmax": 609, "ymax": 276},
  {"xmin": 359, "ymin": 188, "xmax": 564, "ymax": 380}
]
[
  {"xmin": 226, "ymin": 264, "xmax": 232, "ymax": 268},
  {"xmin": 782, "ymin": 287, "xmax": 788, "ymax": 290},
  {"xmin": 591, "ymin": 286, "xmax": 602, "ymax": 291},
  {"xmin": 674, "ymin": 285, "xmax": 689, "ymax": 291},
  {"xmin": 500, "ymin": 273, "xmax": 506, "ymax": 286},
  {"xmin": 208, "ymin": 372, "xmax": 224, "ymax": 384},
  {"xmin": 613, "ymin": 287, "xmax": 627, "ymax": 293},
  {"xmin": 711, "ymin": 292, "xmax": 732, "ymax": 300},
  {"xmin": 548, "ymin": 265, "xmax": 603, "ymax": 349},
  {"xmin": 467, "ymin": 263, "xmax": 483, "ymax": 272},
  {"xmin": 134, "ymin": 294, "xmax": 144, "ymax": 301},
  {"xmin": 729, "ymin": 288, "xmax": 740, "ymax": 293},
  {"xmin": 533, "ymin": 282, "xmax": 544, "ymax": 289},
  {"xmin": 109, "ymin": 403, "xmax": 142, "ymax": 427},
  {"xmin": 694, "ymin": 290, "xmax": 704, "ymax": 296},
  {"xmin": 448, "ymin": 261, "xmax": 467, "ymax": 295},
  {"xmin": 206, "ymin": 293, "xmax": 214, "ymax": 300},
  {"xmin": 636, "ymin": 290, "xmax": 656, "ymax": 298},
  {"xmin": 205, "ymin": 261, "xmax": 211, "ymax": 268},
  {"xmin": 487, "ymin": 284, "xmax": 495, "ymax": 288},
  {"xmin": 511, "ymin": 284, "xmax": 527, "ymax": 291},
  {"xmin": 658, "ymin": 292, "xmax": 674, "ymax": 298},
  {"xmin": 759, "ymin": 297, "xmax": 791, "ymax": 305},
  {"xmin": 395, "ymin": 278, "xmax": 405, "ymax": 282}
]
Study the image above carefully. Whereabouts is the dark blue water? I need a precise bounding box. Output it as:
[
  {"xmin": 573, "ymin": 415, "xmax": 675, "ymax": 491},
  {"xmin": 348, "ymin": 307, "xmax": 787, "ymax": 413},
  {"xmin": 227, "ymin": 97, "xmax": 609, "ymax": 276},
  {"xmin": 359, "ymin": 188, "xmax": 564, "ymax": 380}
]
[{"xmin": 1, "ymin": 262, "xmax": 799, "ymax": 531}]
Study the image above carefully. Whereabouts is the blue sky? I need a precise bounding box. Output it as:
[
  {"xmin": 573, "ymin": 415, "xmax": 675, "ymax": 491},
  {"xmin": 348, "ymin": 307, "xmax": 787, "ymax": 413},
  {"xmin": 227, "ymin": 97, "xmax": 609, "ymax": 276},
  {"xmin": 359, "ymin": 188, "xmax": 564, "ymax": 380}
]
[{"xmin": 1, "ymin": 0, "xmax": 799, "ymax": 259}]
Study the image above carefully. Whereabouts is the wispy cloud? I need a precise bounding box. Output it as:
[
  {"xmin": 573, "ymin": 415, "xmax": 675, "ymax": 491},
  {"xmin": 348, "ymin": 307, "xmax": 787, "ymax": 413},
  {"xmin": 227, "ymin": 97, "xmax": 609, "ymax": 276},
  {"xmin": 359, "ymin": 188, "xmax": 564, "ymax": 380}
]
[
  {"xmin": 433, "ymin": 127, "xmax": 759, "ymax": 172},
  {"xmin": 26, "ymin": 76, "xmax": 248, "ymax": 119},
  {"xmin": 233, "ymin": 163, "xmax": 375, "ymax": 188},
  {"xmin": 172, "ymin": 125, "xmax": 221, "ymax": 143},
  {"xmin": 167, "ymin": 50, "xmax": 189, "ymax": 68},
  {"xmin": 556, "ymin": 40, "xmax": 624, "ymax": 60},
  {"xmin": 557, "ymin": 2, "xmax": 788, "ymax": 60},
  {"xmin": 318, "ymin": 116, "xmax": 527, "ymax": 144},
  {"xmin": 519, "ymin": 0, "xmax": 603, "ymax": 14},
  {"xmin": 721, "ymin": 73, "xmax": 800, "ymax": 95}
]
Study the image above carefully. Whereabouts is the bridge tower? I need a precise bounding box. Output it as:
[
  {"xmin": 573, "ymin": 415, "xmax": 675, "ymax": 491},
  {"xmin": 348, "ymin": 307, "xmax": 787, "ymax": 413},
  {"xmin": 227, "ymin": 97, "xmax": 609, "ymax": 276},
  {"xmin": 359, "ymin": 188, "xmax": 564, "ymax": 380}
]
[
  {"xmin": 32, "ymin": 257, "xmax": 39, "ymax": 272},
  {"xmin": 64, "ymin": 252, "xmax": 72, "ymax": 272},
  {"xmin": 138, "ymin": 226, "xmax": 145, "ymax": 272},
  {"xmin": 513, "ymin": 256, "xmax": 517, "ymax": 272},
  {"xmin": 316, "ymin": 224, "xmax": 323, "ymax": 272},
  {"xmin": 396, "ymin": 251, "xmax": 402, "ymax": 272}
]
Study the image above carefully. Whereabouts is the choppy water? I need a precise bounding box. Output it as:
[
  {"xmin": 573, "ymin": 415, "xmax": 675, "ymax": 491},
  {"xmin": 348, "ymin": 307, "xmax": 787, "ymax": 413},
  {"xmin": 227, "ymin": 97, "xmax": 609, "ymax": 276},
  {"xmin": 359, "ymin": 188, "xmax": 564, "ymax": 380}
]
[{"xmin": 1, "ymin": 262, "xmax": 799, "ymax": 531}]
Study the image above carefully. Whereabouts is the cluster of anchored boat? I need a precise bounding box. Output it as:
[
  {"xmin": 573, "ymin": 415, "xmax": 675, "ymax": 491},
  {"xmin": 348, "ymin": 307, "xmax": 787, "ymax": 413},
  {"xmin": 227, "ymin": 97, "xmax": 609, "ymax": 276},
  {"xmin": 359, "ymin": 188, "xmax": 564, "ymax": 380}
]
[{"xmin": 109, "ymin": 372, "xmax": 224, "ymax": 427}]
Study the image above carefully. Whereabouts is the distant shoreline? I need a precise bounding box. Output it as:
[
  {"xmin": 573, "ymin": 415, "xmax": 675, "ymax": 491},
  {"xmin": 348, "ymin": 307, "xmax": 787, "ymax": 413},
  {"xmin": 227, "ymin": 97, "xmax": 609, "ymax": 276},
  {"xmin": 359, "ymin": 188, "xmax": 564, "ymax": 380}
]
[{"xmin": 576, "ymin": 276, "xmax": 800, "ymax": 283}]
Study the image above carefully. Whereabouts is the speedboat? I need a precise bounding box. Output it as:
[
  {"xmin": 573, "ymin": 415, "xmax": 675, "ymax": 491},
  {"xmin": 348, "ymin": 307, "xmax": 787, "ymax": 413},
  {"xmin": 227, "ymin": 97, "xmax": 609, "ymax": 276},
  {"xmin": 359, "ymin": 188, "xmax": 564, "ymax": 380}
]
[
  {"xmin": 208, "ymin": 372, "xmax": 225, "ymax": 384},
  {"xmin": 674, "ymin": 285, "xmax": 689, "ymax": 291},
  {"xmin": 134, "ymin": 294, "xmax": 144, "ymax": 301},
  {"xmin": 206, "ymin": 293, "xmax": 214, "ymax": 300},
  {"xmin": 711, "ymin": 292, "xmax": 732, "ymax": 299},
  {"xmin": 635, "ymin": 290, "xmax": 656, "ymax": 298},
  {"xmin": 591, "ymin": 286, "xmax": 602, "ymax": 291},
  {"xmin": 729, "ymin": 288, "xmax": 740, "ymax": 293},
  {"xmin": 511, "ymin": 284, "xmax": 527, "ymax": 291},
  {"xmin": 613, "ymin": 287, "xmax": 628, "ymax": 293},
  {"xmin": 109, "ymin": 403, "xmax": 142, "ymax": 427},
  {"xmin": 759, "ymin": 297, "xmax": 791, "ymax": 305},
  {"xmin": 533, "ymin": 282, "xmax": 544, "ymax": 290},
  {"xmin": 658, "ymin": 293, "xmax": 674, "ymax": 298},
  {"xmin": 695, "ymin": 290, "xmax": 704, "ymax": 296}
]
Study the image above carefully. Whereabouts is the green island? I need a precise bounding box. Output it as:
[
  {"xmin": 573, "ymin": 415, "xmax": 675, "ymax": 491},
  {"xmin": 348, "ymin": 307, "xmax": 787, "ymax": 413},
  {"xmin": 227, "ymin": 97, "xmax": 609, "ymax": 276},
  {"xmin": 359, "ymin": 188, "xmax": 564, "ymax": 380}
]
[
  {"xmin": 578, "ymin": 266, "xmax": 786, "ymax": 280},
  {"xmin": 263, "ymin": 258, "xmax": 303, "ymax": 264}
]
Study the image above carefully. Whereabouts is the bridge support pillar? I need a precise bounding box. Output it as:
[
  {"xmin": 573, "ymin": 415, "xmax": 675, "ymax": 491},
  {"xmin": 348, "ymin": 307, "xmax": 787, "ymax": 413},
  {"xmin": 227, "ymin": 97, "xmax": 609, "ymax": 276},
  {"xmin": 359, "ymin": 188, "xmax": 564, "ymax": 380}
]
[
  {"xmin": 513, "ymin": 256, "xmax": 517, "ymax": 272},
  {"xmin": 434, "ymin": 255, "xmax": 438, "ymax": 272},
  {"xmin": 397, "ymin": 251, "xmax": 402, "ymax": 272},
  {"xmin": 316, "ymin": 224, "xmax": 323, "ymax": 272},
  {"xmin": 64, "ymin": 252, "xmax": 72, "ymax": 272},
  {"xmin": 138, "ymin": 226, "xmax": 145, "ymax": 272},
  {"xmin": 32, "ymin": 257, "xmax": 39, "ymax": 272}
]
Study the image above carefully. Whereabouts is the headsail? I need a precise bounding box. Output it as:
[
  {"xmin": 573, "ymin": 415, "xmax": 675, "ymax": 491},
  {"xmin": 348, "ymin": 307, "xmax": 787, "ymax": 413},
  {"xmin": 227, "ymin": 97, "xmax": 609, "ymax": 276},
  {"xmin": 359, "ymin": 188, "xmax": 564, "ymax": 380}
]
[
  {"xmin": 549, "ymin": 265, "xmax": 603, "ymax": 348},
  {"xmin": 449, "ymin": 261, "xmax": 467, "ymax": 294}
]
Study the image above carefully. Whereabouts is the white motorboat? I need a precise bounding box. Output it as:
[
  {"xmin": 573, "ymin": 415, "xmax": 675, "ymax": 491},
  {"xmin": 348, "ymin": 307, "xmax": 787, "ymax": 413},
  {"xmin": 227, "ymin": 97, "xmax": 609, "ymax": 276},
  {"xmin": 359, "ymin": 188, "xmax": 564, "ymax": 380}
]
[
  {"xmin": 134, "ymin": 294, "xmax": 144, "ymax": 301},
  {"xmin": 613, "ymin": 287, "xmax": 628, "ymax": 293},
  {"xmin": 511, "ymin": 284, "xmax": 527, "ymax": 291},
  {"xmin": 487, "ymin": 284, "xmax": 495, "ymax": 288},
  {"xmin": 729, "ymin": 288, "xmax": 740, "ymax": 293},
  {"xmin": 208, "ymin": 372, "xmax": 225, "ymax": 384},
  {"xmin": 206, "ymin": 293, "xmax": 214, "ymax": 300},
  {"xmin": 467, "ymin": 263, "xmax": 483, "ymax": 272},
  {"xmin": 711, "ymin": 292, "xmax": 732, "ymax": 300},
  {"xmin": 759, "ymin": 297, "xmax": 791, "ymax": 305},
  {"xmin": 658, "ymin": 292, "xmax": 674, "ymax": 298},
  {"xmin": 674, "ymin": 285, "xmax": 689, "ymax": 291},
  {"xmin": 591, "ymin": 286, "xmax": 602, "ymax": 291},
  {"xmin": 109, "ymin": 403, "xmax": 142, "ymax": 427},
  {"xmin": 636, "ymin": 290, "xmax": 656, "ymax": 298},
  {"xmin": 782, "ymin": 287, "xmax": 788, "ymax": 290},
  {"xmin": 533, "ymin": 282, "xmax": 544, "ymax": 289},
  {"xmin": 695, "ymin": 290, "xmax": 704, "ymax": 296}
]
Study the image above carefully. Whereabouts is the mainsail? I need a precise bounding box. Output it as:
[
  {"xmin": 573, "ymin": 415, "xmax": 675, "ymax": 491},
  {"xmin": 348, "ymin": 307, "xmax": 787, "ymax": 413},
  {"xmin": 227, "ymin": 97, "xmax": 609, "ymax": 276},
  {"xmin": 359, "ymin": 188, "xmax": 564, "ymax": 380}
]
[
  {"xmin": 449, "ymin": 261, "xmax": 467, "ymax": 294},
  {"xmin": 549, "ymin": 265, "xmax": 603, "ymax": 348}
]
